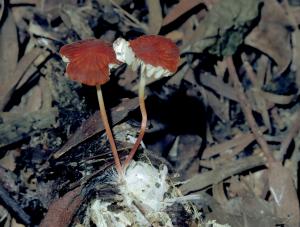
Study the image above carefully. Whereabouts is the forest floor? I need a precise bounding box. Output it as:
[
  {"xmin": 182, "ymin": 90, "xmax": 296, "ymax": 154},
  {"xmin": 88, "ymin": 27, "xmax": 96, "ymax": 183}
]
[{"xmin": 0, "ymin": 0, "xmax": 300, "ymax": 226}]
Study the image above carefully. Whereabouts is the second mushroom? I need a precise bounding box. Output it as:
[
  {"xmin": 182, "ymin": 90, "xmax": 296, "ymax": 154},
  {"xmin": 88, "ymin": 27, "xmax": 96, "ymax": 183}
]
[{"xmin": 113, "ymin": 35, "xmax": 180, "ymax": 169}]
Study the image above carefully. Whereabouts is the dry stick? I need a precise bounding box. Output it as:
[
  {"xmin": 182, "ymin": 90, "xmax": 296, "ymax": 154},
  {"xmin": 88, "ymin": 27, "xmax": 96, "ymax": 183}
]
[
  {"xmin": 124, "ymin": 73, "xmax": 147, "ymax": 169},
  {"xmin": 0, "ymin": 184, "xmax": 31, "ymax": 225},
  {"xmin": 225, "ymin": 56, "xmax": 275, "ymax": 165},
  {"xmin": 96, "ymin": 85, "xmax": 123, "ymax": 176},
  {"xmin": 278, "ymin": 109, "xmax": 300, "ymax": 161}
]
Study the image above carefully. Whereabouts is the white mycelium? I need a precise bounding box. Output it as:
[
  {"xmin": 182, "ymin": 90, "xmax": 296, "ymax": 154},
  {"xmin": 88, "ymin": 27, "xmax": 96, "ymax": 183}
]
[
  {"xmin": 120, "ymin": 161, "xmax": 169, "ymax": 212},
  {"xmin": 84, "ymin": 161, "xmax": 174, "ymax": 227},
  {"xmin": 113, "ymin": 38, "xmax": 173, "ymax": 79}
]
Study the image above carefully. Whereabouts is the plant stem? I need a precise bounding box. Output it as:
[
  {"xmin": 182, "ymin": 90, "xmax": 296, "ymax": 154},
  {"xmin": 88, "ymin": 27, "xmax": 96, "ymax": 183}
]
[
  {"xmin": 96, "ymin": 85, "xmax": 123, "ymax": 176},
  {"xmin": 124, "ymin": 73, "xmax": 147, "ymax": 169}
]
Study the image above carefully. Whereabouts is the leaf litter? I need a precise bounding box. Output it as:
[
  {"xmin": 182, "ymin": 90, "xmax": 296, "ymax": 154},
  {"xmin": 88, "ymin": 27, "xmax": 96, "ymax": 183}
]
[{"xmin": 0, "ymin": 0, "xmax": 299, "ymax": 226}]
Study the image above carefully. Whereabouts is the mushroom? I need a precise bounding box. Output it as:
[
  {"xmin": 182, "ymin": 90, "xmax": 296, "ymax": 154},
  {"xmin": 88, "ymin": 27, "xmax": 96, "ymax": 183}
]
[
  {"xmin": 113, "ymin": 35, "xmax": 180, "ymax": 168},
  {"xmin": 59, "ymin": 39, "xmax": 123, "ymax": 176}
]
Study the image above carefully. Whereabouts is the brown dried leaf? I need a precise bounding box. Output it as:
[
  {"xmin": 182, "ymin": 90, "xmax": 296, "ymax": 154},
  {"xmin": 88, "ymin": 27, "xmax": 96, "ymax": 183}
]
[
  {"xmin": 146, "ymin": 0, "xmax": 162, "ymax": 34},
  {"xmin": 185, "ymin": 72, "xmax": 238, "ymax": 101},
  {"xmin": 40, "ymin": 187, "xmax": 83, "ymax": 227},
  {"xmin": 1, "ymin": 48, "xmax": 50, "ymax": 111},
  {"xmin": 212, "ymin": 182, "xmax": 228, "ymax": 205},
  {"xmin": 60, "ymin": 4, "xmax": 94, "ymax": 39},
  {"xmin": 202, "ymin": 130, "xmax": 267, "ymax": 159},
  {"xmin": 261, "ymin": 91, "xmax": 296, "ymax": 105},
  {"xmin": 9, "ymin": 0, "xmax": 37, "ymax": 4},
  {"xmin": 268, "ymin": 162, "xmax": 300, "ymax": 226},
  {"xmin": 204, "ymin": 89, "xmax": 229, "ymax": 122},
  {"xmin": 180, "ymin": 155, "xmax": 264, "ymax": 194},
  {"xmin": 15, "ymin": 50, "xmax": 50, "ymax": 91},
  {"xmin": 38, "ymin": 0, "xmax": 77, "ymax": 12},
  {"xmin": 206, "ymin": 182, "xmax": 280, "ymax": 226},
  {"xmin": 0, "ymin": 149, "xmax": 20, "ymax": 172},
  {"xmin": 245, "ymin": 0, "xmax": 293, "ymax": 74},
  {"xmin": 53, "ymin": 97, "xmax": 139, "ymax": 159},
  {"xmin": 0, "ymin": 0, "xmax": 6, "ymax": 22},
  {"xmin": 177, "ymin": 135, "xmax": 202, "ymax": 179},
  {"xmin": 0, "ymin": 108, "xmax": 58, "ymax": 149},
  {"xmin": 0, "ymin": 10, "xmax": 18, "ymax": 109},
  {"xmin": 162, "ymin": 0, "xmax": 208, "ymax": 26}
]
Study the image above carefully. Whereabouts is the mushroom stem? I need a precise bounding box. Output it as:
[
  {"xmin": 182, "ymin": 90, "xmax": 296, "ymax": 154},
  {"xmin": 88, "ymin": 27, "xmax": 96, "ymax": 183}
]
[
  {"xmin": 123, "ymin": 73, "xmax": 147, "ymax": 169},
  {"xmin": 96, "ymin": 85, "xmax": 123, "ymax": 176}
]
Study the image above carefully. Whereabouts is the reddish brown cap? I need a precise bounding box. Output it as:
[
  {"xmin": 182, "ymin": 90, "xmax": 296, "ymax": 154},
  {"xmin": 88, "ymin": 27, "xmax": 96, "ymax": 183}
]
[
  {"xmin": 129, "ymin": 35, "xmax": 180, "ymax": 73},
  {"xmin": 59, "ymin": 39, "xmax": 119, "ymax": 86}
]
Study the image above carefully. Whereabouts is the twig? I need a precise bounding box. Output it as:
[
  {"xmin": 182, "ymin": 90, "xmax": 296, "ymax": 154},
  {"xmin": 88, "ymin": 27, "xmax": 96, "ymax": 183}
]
[
  {"xmin": 0, "ymin": 184, "xmax": 31, "ymax": 225},
  {"xmin": 110, "ymin": 0, "xmax": 148, "ymax": 32},
  {"xmin": 279, "ymin": 109, "xmax": 300, "ymax": 161},
  {"xmin": 180, "ymin": 155, "xmax": 265, "ymax": 194},
  {"xmin": 225, "ymin": 56, "xmax": 275, "ymax": 165}
]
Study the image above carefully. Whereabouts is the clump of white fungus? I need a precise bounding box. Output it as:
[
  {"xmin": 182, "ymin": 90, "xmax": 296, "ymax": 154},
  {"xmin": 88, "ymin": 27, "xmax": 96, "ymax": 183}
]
[{"xmin": 83, "ymin": 161, "xmax": 174, "ymax": 227}]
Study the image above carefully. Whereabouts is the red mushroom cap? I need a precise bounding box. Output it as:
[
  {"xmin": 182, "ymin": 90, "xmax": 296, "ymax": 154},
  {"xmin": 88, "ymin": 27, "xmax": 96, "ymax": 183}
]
[
  {"xmin": 59, "ymin": 39, "xmax": 119, "ymax": 86},
  {"xmin": 129, "ymin": 35, "xmax": 180, "ymax": 73}
]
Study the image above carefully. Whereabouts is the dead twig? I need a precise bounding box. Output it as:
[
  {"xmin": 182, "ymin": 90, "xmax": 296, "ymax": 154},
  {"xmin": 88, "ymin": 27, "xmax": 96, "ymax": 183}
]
[
  {"xmin": 0, "ymin": 184, "xmax": 31, "ymax": 225},
  {"xmin": 279, "ymin": 109, "xmax": 300, "ymax": 161},
  {"xmin": 180, "ymin": 155, "xmax": 265, "ymax": 194},
  {"xmin": 110, "ymin": 0, "xmax": 148, "ymax": 32},
  {"xmin": 225, "ymin": 56, "xmax": 275, "ymax": 165}
]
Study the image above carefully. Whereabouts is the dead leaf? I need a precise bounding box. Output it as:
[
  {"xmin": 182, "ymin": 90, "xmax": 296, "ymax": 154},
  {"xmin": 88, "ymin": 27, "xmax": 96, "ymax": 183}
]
[
  {"xmin": 202, "ymin": 129, "xmax": 266, "ymax": 159},
  {"xmin": 202, "ymin": 88, "xmax": 229, "ymax": 122},
  {"xmin": 261, "ymin": 90, "xmax": 296, "ymax": 105},
  {"xmin": 40, "ymin": 187, "xmax": 83, "ymax": 227},
  {"xmin": 187, "ymin": 0, "xmax": 261, "ymax": 56},
  {"xmin": 205, "ymin": 183, "xmax": 280, "ymax": 226},
  {"xmin": 0, "ymin": 10, "xmax": 19, "ymax": 109},
  {"xmin": 145, "ymin": 0, "xmax": 162, "ymax": 34},
  {"xmin": 60, "ymin": 4, "xmax": 94, "ymax": 39},
  {"xmin": 180, "ymin": 155, "xmax": 265, "ymax": 194},
  {"xmin": 177, "ymin": 135, "xmax": 202, "ymax": 179},
  {"xmin": 0, "ymin": 149, "xmax": 20, "ymax": 171},
  {"xmin": 162, "ymin": 0, "xmax": 207, "ymax": 26},
  {"xmin": 185, "ymin": 72, "xmax": 238, "ymax": 102},
  {"xmin": 245, "ymin": 0, "xmax": 293, "ymax": 74},
  {"xmin": 0, "ymin": 47, "xmax": 48, "ymax": 111},
  {"xmin": 11, "ymin": 218, "xmax": 25, "ymax": 227},
  {"xmin": 0, "ymin": 0, "xmax": 6, "ymax": 23},
  {"xmin": 268, "ymin": 162, "xmax": 300, "ymax": 226},
  {"xmin": 0, "ymin": 108, "xmax": 58, "ymax": 149},
  {"xmin": 53, "ymin": 97, "xmax": 139, "ymax": 159}
]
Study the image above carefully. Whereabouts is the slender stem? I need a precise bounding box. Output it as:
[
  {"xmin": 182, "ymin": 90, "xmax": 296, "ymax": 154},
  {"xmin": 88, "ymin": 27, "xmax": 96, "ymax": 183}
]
[
  {"xmin": 123, "ymin": 73, "xmax": 147, "ymax": 169},
  {"xmin": 96, "ymin": 85, "xmax": 123, "ymax": 176}
]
